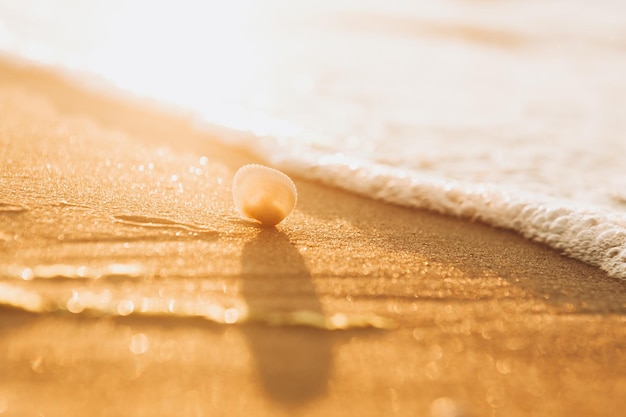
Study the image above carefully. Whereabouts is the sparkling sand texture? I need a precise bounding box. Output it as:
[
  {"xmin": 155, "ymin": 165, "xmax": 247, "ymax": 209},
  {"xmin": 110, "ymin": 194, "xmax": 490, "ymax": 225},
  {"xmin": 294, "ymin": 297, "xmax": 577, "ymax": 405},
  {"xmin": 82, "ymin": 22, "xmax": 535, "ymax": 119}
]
[
  {"xmin": 1, "ymin": 1, "xmax": 626, "ymax": 416},
  {"xmin": 1, "ymin": 57, "xmax": 626, "ymax": 417}
]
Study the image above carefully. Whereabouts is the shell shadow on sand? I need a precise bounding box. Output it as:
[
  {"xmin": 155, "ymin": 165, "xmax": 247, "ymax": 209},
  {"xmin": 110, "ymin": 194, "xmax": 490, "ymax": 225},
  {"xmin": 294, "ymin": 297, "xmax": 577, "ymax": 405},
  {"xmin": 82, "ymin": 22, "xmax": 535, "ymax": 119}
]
[{"xmin": 239, "ymin": 228, "xmax": 332, "ymax": 406}]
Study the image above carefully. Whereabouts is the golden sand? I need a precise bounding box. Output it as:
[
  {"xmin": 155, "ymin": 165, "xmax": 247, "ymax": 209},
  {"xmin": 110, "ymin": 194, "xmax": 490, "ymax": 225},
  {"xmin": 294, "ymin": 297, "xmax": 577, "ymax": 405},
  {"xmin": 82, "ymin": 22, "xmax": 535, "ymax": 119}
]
[{"xmin": 0, "ymin": 59, "xmax": 625, "ymax": 417}]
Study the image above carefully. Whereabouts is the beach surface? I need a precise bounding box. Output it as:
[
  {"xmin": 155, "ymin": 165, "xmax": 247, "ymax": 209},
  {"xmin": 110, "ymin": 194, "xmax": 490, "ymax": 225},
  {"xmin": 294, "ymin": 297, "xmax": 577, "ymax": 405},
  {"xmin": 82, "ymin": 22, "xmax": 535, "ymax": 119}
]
[{"xmin": 1, "ymin": 58, "xmax": 626, "ymax": 417}]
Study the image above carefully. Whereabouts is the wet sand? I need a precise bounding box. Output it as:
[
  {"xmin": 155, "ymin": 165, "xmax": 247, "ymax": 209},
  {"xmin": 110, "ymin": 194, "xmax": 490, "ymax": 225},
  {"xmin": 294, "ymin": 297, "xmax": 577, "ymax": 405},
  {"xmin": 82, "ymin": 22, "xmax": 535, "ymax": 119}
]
[{"xmin": 1, "ymin": 58, "xmax": 625, "ymax": 417}]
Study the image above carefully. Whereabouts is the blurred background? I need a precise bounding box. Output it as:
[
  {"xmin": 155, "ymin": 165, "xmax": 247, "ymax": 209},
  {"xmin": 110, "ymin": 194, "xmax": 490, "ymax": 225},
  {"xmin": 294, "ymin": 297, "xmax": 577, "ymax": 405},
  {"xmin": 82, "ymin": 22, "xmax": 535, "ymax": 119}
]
[{"xmin": 1, "ymin": 0, "xmax": 625, "ymax": 208}]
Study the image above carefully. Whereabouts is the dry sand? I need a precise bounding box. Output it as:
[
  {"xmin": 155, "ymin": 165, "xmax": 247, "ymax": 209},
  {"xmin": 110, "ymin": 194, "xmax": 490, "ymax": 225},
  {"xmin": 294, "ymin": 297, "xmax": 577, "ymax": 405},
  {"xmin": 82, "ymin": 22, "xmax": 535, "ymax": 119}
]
[{"xmin": 1, "ymin": 58, "xmax": 625, "ymax": 417}]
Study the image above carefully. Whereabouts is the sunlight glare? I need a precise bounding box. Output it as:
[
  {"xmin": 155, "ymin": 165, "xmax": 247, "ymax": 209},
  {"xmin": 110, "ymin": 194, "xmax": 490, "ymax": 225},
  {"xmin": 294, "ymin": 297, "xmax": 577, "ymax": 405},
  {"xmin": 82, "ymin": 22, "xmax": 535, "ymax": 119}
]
[{"xmin": 87, "ymin": 1, "xmax": 269, "ymax": 130}]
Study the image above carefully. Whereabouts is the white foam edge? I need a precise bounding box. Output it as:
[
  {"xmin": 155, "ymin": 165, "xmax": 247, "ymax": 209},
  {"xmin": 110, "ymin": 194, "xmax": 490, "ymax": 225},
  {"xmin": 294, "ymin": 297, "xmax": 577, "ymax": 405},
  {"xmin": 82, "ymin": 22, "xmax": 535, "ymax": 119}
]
[{"xmin": 203, "ymin": 123, "xmax": 626, "ymax": 280}]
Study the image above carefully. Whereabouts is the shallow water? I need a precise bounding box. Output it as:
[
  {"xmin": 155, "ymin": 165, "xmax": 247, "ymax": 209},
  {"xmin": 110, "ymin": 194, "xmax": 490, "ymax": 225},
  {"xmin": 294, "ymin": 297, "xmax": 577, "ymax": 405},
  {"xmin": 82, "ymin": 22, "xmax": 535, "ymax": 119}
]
[
  {"xmin": 0, "ymin": 0, "xmax": 625, "ymax": 282},
  {"xmin": 0, "ymin": 200, "xmax": 393, "ymax": 329}
]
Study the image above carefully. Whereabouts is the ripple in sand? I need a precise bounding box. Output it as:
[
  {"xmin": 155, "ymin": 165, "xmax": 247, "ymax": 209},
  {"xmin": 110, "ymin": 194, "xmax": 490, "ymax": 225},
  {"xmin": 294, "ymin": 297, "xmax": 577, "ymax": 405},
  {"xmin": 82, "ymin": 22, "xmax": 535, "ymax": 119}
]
[
  {"xmin": 0, "ymin": 283, "xmax": 396, "ymax": 330},
  {"xmin": 113, "ymin": 214, "xmax": 217, "ymax": 235},
  {"xmin": 0, "ymin": 263, "xmax": 146, "ymax": 280},
  {"xmin": 0, "ymin": 202, "xmax": 29, "ymax": 213}
]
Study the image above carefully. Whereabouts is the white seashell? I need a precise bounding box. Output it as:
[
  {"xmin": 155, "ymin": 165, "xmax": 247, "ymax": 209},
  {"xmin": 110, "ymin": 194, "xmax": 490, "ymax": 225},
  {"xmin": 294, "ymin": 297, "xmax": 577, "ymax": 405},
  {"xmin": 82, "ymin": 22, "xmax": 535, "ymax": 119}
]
[{"xmin": 232, "ymin": 164, "xmax": 297, "ymax": 226}]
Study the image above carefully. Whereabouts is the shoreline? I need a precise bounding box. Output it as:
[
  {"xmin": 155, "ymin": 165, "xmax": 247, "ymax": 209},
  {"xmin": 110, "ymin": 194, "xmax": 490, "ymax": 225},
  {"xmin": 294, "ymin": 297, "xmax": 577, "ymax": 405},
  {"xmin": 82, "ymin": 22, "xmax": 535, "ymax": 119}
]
[{"xmin": 1, "ymin": 57, "xmax": 625, "ymax": 416}]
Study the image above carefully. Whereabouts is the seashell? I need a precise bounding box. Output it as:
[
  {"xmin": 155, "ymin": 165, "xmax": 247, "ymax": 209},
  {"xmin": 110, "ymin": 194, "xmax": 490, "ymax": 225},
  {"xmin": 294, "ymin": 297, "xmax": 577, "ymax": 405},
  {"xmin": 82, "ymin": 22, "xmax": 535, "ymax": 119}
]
[{"xmin": 232, "ymin": 164, "xmax": 297, "ymax": 226}]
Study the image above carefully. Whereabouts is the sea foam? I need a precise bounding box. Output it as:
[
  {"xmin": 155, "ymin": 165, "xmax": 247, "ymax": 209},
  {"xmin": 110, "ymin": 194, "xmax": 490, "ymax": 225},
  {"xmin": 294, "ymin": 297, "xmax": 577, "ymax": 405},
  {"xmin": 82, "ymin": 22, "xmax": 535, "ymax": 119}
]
[
  {"xmin": 203, "ymin": 127, "xmax": 626, "ymax": 280},
  {"xmin": 1, "ymin": 0, "xmax": 625, "ymax": 279}
]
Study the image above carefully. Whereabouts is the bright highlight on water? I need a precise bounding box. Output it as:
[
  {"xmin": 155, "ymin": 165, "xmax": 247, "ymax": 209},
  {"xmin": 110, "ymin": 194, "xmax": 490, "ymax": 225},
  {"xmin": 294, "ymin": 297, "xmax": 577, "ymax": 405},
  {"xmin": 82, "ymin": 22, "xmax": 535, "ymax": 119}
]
[{"xmin": 0, "ymin": 0, "xmax": 624, "ymax": 279}]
